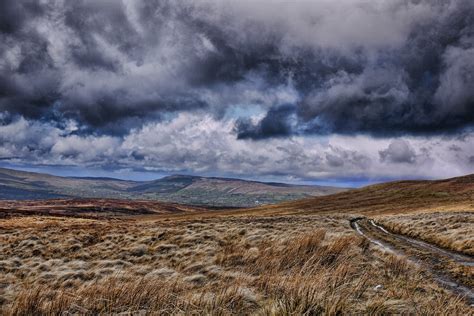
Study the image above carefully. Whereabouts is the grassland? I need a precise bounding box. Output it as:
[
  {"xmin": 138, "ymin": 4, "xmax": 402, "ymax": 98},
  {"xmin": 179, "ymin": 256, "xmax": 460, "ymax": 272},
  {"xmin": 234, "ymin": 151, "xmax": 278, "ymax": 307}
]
[
  {"xmin": 377, "ymin": 211, "xmax": 474, "ymax": 256},
  {"xmin": 0, "ymin": 174, "xmax": 473, "ymax": 314},
  {"xmin": 0, "ymin": 213, "xmax": 471, "ymax": 314},
  {"xmin": 246, "ymin": 174, "xmax": 474, "ymax": 217}
]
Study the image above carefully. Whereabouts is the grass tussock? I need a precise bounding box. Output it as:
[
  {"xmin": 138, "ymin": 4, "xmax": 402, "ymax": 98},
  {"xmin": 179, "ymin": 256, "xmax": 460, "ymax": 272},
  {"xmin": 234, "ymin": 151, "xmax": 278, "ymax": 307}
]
[
  {"xmin": 377, "ymin": 211, "xmax": 474, "ymax": 256},
  {"xmin": 0, "ymin": 214, "xmax": 472, "ymax": 314}
]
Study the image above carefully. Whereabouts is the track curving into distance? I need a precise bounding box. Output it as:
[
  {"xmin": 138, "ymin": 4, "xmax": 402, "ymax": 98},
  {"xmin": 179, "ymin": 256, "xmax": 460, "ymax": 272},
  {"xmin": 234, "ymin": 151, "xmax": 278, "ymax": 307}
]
[{"xmin": 350, "ymin": 217, "xmax": 474, "ymax": 305}]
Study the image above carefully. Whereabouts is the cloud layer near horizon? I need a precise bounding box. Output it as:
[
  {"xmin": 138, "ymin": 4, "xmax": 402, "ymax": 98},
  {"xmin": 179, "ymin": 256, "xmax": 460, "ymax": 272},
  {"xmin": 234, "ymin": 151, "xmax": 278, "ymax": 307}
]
[
  {"xmin": 1, "ymin": 113, "xmax": 473, "ymax": 181},
  {"xmin": 1, "ymin": 0, "xmax": 473, "ymax": 181}
]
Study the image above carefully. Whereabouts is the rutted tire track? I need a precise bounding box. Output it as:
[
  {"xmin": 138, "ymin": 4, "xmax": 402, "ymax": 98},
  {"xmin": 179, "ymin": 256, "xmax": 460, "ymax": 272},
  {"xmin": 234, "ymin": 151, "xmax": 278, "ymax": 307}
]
[{"xmin": 350, "ymin": 217, "xmax": 474, "ymax": 305}]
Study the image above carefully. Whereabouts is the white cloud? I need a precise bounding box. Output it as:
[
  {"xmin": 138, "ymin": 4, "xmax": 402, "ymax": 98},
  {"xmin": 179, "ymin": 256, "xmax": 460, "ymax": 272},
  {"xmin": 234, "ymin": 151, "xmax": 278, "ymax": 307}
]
[{"xmin": 1, "ymin": 112, "xmax": 473, "ymax": 181}]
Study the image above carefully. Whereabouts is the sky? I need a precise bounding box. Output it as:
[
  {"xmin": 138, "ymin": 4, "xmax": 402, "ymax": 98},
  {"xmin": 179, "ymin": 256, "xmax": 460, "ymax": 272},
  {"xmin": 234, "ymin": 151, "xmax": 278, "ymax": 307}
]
[{"xmin": 0, "ymin": 0, "xmax": 474, "ymax": 186}]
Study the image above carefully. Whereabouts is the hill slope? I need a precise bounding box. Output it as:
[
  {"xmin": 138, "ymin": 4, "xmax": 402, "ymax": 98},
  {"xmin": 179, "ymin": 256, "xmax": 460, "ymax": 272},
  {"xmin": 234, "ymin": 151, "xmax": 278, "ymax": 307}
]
[
  {"xmin": 130, "ymin": 174, "xmax": 346, "ymax": 206},
  {"xmin": 0, "ymin": 168, "xmax": 346, "ymax": 207},
  {"xmin": 248, "ymin": 174, "xmax": 474, "ymax": 216}
]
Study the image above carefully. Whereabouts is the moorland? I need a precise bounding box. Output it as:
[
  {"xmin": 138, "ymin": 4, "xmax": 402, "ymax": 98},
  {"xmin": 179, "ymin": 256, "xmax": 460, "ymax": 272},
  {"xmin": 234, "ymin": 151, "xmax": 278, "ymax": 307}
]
[{"xmin": 0, "ymin": 173, "xmax": 473, "ymax": 314}]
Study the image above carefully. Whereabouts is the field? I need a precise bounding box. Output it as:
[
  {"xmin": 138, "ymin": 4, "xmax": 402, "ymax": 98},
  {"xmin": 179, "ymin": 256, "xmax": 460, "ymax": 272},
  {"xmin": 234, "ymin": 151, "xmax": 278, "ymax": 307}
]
[{"xmin": 0, "ymin": 174, "xmax": 473, "ymax": 314}]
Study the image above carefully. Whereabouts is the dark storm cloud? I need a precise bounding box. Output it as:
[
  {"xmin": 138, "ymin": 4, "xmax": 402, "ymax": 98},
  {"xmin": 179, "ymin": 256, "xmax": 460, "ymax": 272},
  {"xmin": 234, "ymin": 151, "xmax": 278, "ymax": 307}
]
[
  {"xmin": 63, "ymin": 0, "xmax": 141, "ymax": 72},
  {"xmin": 0, "ymin": 0, "xmax": 210, "ymax": 133},
  {"xmin": 233, "ymin": 1, "xmax": 474, "ymax": 139},
  {"xmin": 0, "ymin": 1, "xmax": 45, "ymax": 34},
  {"xmin": 235, "ymin": 104, "xmax": 296, "ymax": 139},
  {"xmin": 1, "ymin": 0, "xmax": 474, "ymax": 138}
]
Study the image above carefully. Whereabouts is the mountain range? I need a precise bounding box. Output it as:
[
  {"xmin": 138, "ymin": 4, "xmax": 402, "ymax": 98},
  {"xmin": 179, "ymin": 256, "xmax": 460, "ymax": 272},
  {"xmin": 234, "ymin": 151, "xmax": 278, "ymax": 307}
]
[{"xmin": 0, "ymin": 167, "xmax": 346, "ymax": 207}]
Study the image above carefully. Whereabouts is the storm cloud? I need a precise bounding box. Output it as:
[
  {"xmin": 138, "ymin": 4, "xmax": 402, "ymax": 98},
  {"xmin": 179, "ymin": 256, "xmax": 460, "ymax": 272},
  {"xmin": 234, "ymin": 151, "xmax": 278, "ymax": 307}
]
[
  {"xmin": 1, "ymin": 0, "xmax": 474, "ymax": 181},
  {"xmin": 0, "ymin": 0, "xmax": 473, "ymax": 136}
]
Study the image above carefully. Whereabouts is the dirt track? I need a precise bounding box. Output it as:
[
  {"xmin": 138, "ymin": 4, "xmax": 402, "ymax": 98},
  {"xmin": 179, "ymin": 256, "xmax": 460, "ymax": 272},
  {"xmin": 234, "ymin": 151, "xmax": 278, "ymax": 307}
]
[{"xmin": 351, "ymin": 217, "xmax": 474, "ymax": 304}]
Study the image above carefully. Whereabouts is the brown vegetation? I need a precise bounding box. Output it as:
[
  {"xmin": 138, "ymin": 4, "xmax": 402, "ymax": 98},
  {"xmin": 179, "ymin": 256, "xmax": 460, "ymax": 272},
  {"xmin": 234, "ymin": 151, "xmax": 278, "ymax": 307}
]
[
  {"xmin": 377, "ymin": 211, "xmax": 474, "ymax": 256},
  {"xmin": 0, "ymin": 213, "xmax": 472, "ymax": 314},
  {"xmin": 246, "ymin": 174, "xmax": 474, "ymax": 217},
  {"xmin": 0, "ymin": 198, "xmax": 209, "ymax": 219},
  {"xmin": 1, "ymin": 174, "xmax": 474, "ymax": 314}
]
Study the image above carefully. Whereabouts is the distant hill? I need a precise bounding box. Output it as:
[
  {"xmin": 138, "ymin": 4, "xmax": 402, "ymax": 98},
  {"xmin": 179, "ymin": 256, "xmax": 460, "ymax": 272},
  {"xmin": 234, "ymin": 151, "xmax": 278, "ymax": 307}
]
[
  {"xmin": 0, "ymin": 168, "xmax": 347, "ymax": 207},
  {"xmin": 251, "ymin": 173, "xmax": 474, "ymax": 216}
]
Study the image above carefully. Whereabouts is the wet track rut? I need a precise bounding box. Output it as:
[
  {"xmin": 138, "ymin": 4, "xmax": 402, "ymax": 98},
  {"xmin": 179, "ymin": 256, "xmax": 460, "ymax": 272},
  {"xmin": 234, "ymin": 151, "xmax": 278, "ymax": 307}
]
[{"xmin": 350, "ymin": 217, "xmax": 474, "ymax": 305}]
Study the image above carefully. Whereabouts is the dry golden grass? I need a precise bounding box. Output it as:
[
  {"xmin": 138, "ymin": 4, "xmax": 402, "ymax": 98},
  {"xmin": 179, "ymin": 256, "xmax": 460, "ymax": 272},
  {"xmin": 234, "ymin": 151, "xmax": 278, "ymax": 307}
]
[
  {"xmin": 0, "ymin": 213, "xmax": 472, "ymax": 315},
  {"xmin": 377, "ymin": 211, "xmax": 474, "ymax": 256},
  {"xmin": 1, "ymin": 174, "xmax": 474, "ymax": 314},
  {"xmin": 240, "ymin": 174, "xmax": 474, "ymax": 218}
]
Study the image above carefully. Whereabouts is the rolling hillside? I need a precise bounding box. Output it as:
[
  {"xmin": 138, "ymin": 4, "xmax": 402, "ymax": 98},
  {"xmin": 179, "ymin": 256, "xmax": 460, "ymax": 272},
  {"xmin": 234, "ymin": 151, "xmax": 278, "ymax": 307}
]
[
  {"xmin": 0, "ymin": 168, "xmax": 346, "ymax": 207},
  {"xmin": 246, "ymin": 173, "xmax": 474, "ymax": 217},
  {"xmin": 2, "ymin": 173, "xmax": 472, "ymax": 314}
]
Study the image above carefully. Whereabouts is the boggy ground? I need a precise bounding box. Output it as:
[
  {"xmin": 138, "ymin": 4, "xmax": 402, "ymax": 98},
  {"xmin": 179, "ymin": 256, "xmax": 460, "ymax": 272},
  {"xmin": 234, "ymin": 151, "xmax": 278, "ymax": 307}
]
[{"xmin": 0, "ymin": 213, "xmax": 472, "ymax": 315}]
